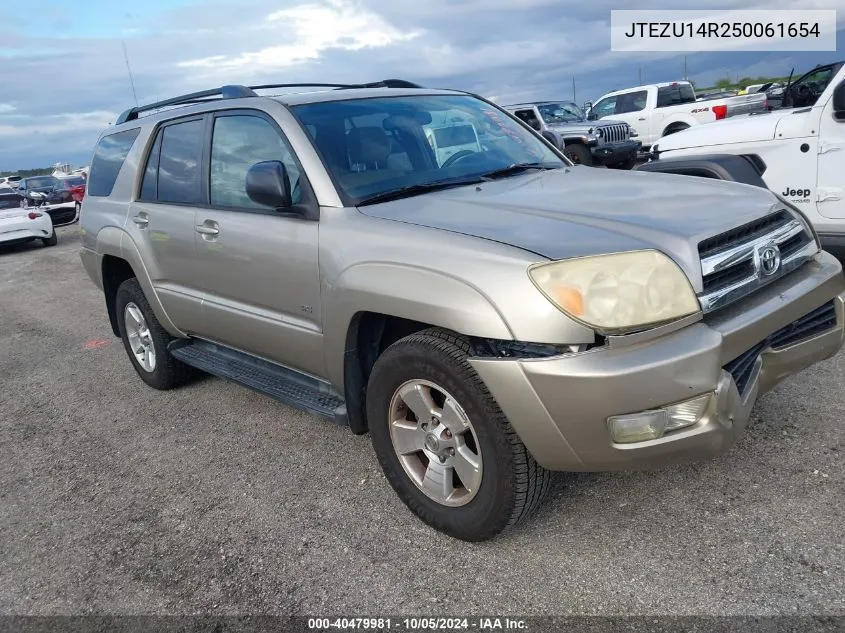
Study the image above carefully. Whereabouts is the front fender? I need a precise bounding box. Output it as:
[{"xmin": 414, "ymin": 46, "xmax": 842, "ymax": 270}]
[
  {"xmin": 322, "ymin": 262, "xmax": 514, "ymax": 387},
  {"xmin": 119, "ymin": 235, "xmax": 186, "ymax": 338}
]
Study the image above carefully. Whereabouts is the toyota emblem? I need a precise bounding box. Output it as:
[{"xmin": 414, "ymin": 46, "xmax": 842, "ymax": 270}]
[{"xmin": 757, "ymin": 244, "xmax": 782, "ymax": 277}]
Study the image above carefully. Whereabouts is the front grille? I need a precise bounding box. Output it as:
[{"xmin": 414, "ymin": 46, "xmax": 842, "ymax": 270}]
[
  {"xmin": 723, "ymin": 300, "xmax": 837, "ymax": 397},
  {"xmin": 600, "ymin": 123, "xmax": 629, "ymax": 144},
  {"xmin": 698, "ymin": 210, "xmax": 818, "ymax": 313}
]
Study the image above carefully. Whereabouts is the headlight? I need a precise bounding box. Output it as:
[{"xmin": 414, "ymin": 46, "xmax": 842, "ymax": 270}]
[
  {"xmin": 595, "ymin": 128, "xmax": 603, "ymax": 138},
  {"xmin": 528, "ymin": 250, "xmax": 700, "ymax": 334}
]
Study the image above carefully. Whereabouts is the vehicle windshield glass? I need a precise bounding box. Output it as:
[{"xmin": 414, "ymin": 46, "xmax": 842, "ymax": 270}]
[
  {"xmin": 62, "ymin": 176, "xmax": 86, "ymax": 186},
  {"xmin": 291, "ymin": 94, "xmax": 565, "ymax": 204},
  {"xmin": 537, "ymin": 102, "xmax": 583, "ymax": 123},
  {"xmin": 26, "ymin": 177, "xmax": 57, "ymax": 189}
]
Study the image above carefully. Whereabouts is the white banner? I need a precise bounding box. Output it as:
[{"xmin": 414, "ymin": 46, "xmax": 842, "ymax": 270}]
[{"xmin": 611, "ymin": 9, "xmax": 837, "ymax": 52}]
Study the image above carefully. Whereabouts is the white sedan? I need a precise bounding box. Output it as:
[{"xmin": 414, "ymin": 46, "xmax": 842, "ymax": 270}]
[{"xmin": 0, "ymin": 206, "xmax": 57, "ymax": 248}]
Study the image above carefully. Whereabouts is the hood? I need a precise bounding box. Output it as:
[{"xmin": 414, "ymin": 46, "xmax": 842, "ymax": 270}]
[
  {"xmin": 656, "ymin": 111, "xmax": 788, "ymax": 152},
  {"xmin": 546, "ymin": 118, "xmax": 627, "ymax": 134},
  {"xmin": 357, "ymin": 167, "xmax": 784, "ymax": 291}
]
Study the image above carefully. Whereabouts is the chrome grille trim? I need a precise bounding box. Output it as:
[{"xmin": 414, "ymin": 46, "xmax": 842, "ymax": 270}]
[
  {"xmin": 700, "ymin": 219, "xmax": 804, "ymax": 276},
  {"xmin": 698, "ymin": 211, "xmax": 818, "ymax": 314},
  {"xmin": 599, "ymin": 124, "xmax": 628, "ymax": 144}
]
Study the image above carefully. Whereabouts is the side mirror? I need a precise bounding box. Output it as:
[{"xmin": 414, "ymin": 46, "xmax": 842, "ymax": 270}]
[
  {"xmin": 245, "ymin": 160, "xmax": 292, "ymax": 209},
  {"xmin": 583, "ymin": 101, "xmax": 593, "ymax": 111},
  {"xmin": 833, "ymin": 81, "xmax": 845, "ymax": 122}
]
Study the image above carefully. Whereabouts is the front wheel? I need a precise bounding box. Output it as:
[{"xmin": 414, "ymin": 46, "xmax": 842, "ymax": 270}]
[
  {"xmin": 562, "ymin": 143, "xmax": 593, "ymax": 166},
  {"xmin": 366, "ymin": 328, "xmax": 551, "ymax": 541}
]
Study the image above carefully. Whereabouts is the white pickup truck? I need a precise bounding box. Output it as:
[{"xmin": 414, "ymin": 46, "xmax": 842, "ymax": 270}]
[
  {"xmin": 585, "ymin": 81, "xmax": 769, "ymax": 149},
  {"xmin": 642, "ymin": 61, "xmax": 845, "ymax": 259}
]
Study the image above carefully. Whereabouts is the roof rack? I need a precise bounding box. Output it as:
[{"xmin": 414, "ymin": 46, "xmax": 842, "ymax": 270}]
[{"xmin": 114, "ymin": 79, "xmax": 425, "ymax": 125}]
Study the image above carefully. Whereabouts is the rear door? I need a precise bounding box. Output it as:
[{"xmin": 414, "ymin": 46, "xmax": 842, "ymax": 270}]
[
  {"xmin": 189, "ymin": 110, "xmax": 324, "ymax": 378},
  {"xmin": 126, "ymin": 115, "xmax": 207, "ymax": 334}
]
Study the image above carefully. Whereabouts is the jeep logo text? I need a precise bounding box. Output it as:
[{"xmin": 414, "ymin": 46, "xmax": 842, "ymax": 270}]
[{"xmin": 782, "ymin": 187, "xmax": 811, "ymax": 198}]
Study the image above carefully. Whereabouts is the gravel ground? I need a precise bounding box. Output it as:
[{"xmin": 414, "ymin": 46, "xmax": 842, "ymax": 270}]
[{"xmin": 0, "ymin": 224, "xmax": 843, "ymax": 617}]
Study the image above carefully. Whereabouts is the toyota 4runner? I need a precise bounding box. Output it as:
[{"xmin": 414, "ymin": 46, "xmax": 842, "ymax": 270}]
[{"xmin": 80, "ymin": 79, "xmax": 845, "ymax": 541}]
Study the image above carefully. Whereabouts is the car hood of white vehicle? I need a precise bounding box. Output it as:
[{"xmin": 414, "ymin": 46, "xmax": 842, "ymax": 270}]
[{"xmin": 656, "ymin": 110, "xmax": 794, "ymax": 152}]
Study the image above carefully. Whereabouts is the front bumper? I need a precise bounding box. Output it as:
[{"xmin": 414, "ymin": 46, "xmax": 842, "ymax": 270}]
[
  {"xmin": 591, "ymin": 139, "xmax": 642, "ymax": 164},
  {"xmin": 470, "ymin": 251, "xmax": 845, "ymax": 471}
]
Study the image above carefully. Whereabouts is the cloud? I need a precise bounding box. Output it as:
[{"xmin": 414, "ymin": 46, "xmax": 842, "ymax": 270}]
[
  {"xmin": 178, "ymin": 0, "xmax": 421, "ymax": 75},
  {"xmin": 1, "ymin": 0, "xmax": 844, "ymax": 170}
]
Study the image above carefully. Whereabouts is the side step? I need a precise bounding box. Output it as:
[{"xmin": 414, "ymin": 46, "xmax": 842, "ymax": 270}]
[{"xmin": 169, "ymin": 339, "xmax": 348, "ymax": 425}]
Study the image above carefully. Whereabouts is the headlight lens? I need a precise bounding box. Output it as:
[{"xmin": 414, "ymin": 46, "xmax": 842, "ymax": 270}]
[{"xmin": 528, "ymin": 250, "xmax": 700, "ymax": 334}]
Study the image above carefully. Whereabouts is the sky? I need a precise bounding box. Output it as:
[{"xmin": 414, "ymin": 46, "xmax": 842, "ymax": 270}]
[{"xmin": 1, "ymin": 0, "xmax": 844, "ymax": 171}]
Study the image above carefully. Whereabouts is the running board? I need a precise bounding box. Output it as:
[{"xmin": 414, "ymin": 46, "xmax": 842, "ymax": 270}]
[{"xmin": 169, "ymin": 339, "xmax": 348, "ymax": 426}]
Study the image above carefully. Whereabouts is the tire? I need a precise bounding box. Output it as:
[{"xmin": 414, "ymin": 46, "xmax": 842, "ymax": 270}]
[
  {"xmin": 562, "ymin": 143, "xmax": 593, "ymax": 166},
  {"xmin": 366, "ymin": 328, "xmax": 551, "ymax": 541},
  {"xmin": 42, "ymin": 230, "xmax": 57, "ymax": 247},
  {"xmin": 115, "ymin": 278, "xmax": 197, "ymax": 390},
  {"xmin": 606, "ymin": 157, "xmax": 638, "ymax": 170}
]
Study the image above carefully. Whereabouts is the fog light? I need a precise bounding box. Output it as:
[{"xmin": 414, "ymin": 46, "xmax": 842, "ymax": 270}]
[
  {"xmin": 608, "ymin": 393, "xmax": 713, "ymax": 444},
  {"xmin": 608, "ymin": 410, "xmax": 668, "ymax": 444},
  {"xmin": 665, "ymin": 394, "xmax": 712, "ymax": 432}
]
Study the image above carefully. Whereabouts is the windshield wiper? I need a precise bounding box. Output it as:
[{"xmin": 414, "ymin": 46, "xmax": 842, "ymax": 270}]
[
  {"xmin": 479, "ymin": 162, "xmax": 560, "ymax": 180},
  {"xmin": 356, "ymin": 177, "xmax": 485, "ymax": 206}
]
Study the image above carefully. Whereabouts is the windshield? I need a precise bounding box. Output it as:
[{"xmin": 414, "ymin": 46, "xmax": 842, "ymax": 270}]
[
  {"xmin": 292, "ymin": 94, "xmax": 564, "ymax": 204},
  {"xmin": 61, "ymin": 176, "xmax": 86, "ymax": 186},
  {"xmin": 537, "ymin": 102, "xmax": 584, "ymax": 124},
  {"xmin": 26, "ymin": 176, "xmax": 57, "ymax": 189}
]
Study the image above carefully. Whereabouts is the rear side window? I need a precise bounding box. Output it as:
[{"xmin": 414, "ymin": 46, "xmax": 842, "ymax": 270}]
[
  {"xmin": 139, "ymin": 130, "xmax": 163, "ymax": 201},
  {"xmin": 657, "ymin": 84, "xmax": 696, "ymax": 107},
  {"xmin": 86, "ymin": 128, "xmax": 140, "ymax": 197},
  {"xmin": 157, "ymin": 119, "xmax": 204, "ymax": 204}
]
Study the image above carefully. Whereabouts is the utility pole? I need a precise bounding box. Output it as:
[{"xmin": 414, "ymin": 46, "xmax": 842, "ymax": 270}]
[
  {"xmin": 683, "ymin": 56, "xmax": 688, "ymax": 80},
  {"xmin": 639, "ymin": 66, "xmax": 642, "ymax": 84},
  {"xmin": 572, "ymin": 76, "xmax": 576, "ymax": 103}
]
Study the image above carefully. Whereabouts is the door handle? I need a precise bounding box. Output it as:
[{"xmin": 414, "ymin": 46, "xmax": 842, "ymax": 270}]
[
  {"xmin": 132, "ymin": 214, "xmax": 148, "ymax": 228},
  {"xmin": 196, "ymin": 223, "xmax": 219, "ymax": 236},
  {"xmin": 638, "ymin": 117, "xmax": 646, "ymax": 121}
]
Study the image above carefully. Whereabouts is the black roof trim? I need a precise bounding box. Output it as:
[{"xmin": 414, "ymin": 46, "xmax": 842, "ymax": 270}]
[{"xmin": 114, "ymin": 79, "xmax": 426, "ymax": 125}]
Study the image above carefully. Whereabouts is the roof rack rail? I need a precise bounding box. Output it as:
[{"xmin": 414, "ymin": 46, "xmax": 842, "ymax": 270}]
[{"xmin": 114, "ymin": 79, "xmax": 425, "ymax": 125}]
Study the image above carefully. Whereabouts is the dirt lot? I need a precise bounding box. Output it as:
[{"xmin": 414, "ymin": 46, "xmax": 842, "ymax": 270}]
[{"xmin": 1, "ymin": 224, "xmax": 843, "ymax": 616}]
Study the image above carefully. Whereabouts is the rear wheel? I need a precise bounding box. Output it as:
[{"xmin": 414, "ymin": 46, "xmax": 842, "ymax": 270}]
[
  {"xmin": 562, "ymin": 143, "xmax": 593, "ymax": 166},
  {"xmin": 366, "ymin": 328, "xmax": 551, "ymax": 541},
  {"xmin": 662, "ymin": 123, "xmax": 690, "ymax": 137},
  {"xmin": 41, "ymin": 230, "xmax": 57, "ymax": 247},
  {"xmin": 115, "ymin": 278, "xmax": 197, "ymax": 390}
]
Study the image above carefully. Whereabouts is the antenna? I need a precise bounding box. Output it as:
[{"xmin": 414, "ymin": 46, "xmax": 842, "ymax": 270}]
[{"xmin": 121, "ymin": 40, "xmax": 139, "ymax": 107}]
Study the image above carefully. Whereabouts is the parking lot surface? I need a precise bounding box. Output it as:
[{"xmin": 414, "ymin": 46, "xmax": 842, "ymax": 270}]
[{"xmin": 1, "ymin": 225, "xmax": 843, "ymax": 616}]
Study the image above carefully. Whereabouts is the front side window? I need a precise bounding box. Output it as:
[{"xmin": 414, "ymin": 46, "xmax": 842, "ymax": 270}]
[
  {"xmin": 616, "ymin": 90, "xmax": 648, "ymax": 114},
  {"xmin": 87, "ymin": 128, "xmax": 141, "ymax": 197},
  {"xmin": 210, "ymin": 115, "xmax": 301, "ymax": 209},
  {"xmin": 293, "ymin": 94, "xmax": 564, "ymax": 204},
  {"xmin": 591, "ymin": 97, "xmax": 617, "ymax": 118},
  {"xmin": 157, "ymin": 119, "xmax": 204, "ymax": 204}
]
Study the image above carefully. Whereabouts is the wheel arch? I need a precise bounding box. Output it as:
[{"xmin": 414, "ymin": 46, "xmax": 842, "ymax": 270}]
[{"xmin": 324, "ymin": 264, "xmax": 516, "ymax": 433}]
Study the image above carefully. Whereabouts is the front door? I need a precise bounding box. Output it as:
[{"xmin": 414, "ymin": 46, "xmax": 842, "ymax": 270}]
[
  {"xmin": 816, "ymin": 80, "xmax": 845, "ymax": 219},
  {"xmin": 190, "ymin": 111, "xmax": 324, "ymax": 378}
]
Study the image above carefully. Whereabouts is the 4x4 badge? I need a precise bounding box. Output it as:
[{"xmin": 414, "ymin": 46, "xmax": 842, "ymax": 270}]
[{"xmin": 757, "ymin": 244, "xmax": 781, "ymax": 277}]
